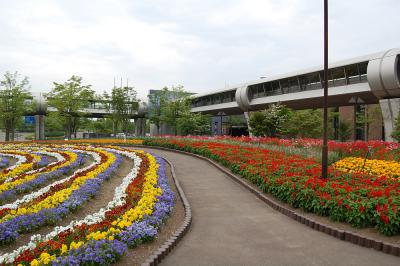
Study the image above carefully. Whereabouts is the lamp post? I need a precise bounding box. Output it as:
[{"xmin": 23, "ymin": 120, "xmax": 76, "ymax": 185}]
[{"xmin": 321, "ymin": 0, "xmax": 329, "ymax": 179}]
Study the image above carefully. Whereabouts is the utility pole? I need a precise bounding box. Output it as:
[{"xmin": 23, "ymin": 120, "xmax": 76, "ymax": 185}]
[{"xmin": 321, "ymin": 0, "xmax": 329, "ymax": 179}]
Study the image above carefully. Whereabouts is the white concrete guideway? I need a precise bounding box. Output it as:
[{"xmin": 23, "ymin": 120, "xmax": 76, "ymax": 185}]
[{"xmin": 190, "ymin": 48, "xmax": 400, "ymax": 141}]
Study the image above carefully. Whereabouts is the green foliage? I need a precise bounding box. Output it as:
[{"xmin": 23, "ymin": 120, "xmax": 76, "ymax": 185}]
[
  {"xmin": 177, "ymin": 112, "xmax": 211, "ymax": 135},
  {"xmin": 148, "ymin": 85, "xmax": 193, "ymax": 135},
  {"xmin": 248, "ymin": 111, "xmax": 268, "ymax": 137},
  {"xmin": 46, "ymin": 76, "xmax": 94, "ymax": 139},
  {"xmin": 284, "ymin": 109, "xmax": 323, "ymax": 138},
  {"xmin": 249, "ymin": 103, "xmax": 292, "ymax": 137},
  {"xmin": 392, "ymin": 112, "xmax": 400, "ymax": 142},
  {"xmin": 160, "ymin": 86, "xmax": 191, "ymax": 134},
  {"xmin": 338, "ymin": 120, "xmax": 352, "ymax": 142},
  {"xmin": 103, "ymin": 86, "xmax": 138, "ymax": 135},
  {"xmin": 45, "ymin": 112, "xmax": 64, "ymax": 133},
  {"xmin": 228, "ymin": 115, "xmax": 247, "ymax": 127},
  {"xmin": 148, "ymin": 87, "xmax": 169, "ymax": 131},
  {"xmin": 0, "ymin": 71, "xmax": 32, "ymax": 141}
]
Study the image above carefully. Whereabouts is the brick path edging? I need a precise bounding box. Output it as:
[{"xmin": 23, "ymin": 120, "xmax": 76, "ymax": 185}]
[
  {"xmin": 140, "ymin": 146, "xmax": 400, "ymax": 258},
  {"xmin": 141, "ymin": 157, "xmax": 192, "ymax": 266}
]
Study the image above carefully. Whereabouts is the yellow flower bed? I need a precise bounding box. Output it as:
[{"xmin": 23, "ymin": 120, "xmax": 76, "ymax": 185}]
[
  {"xmin": 333, "ymin": 156, "xmax": 400, "ymax": 178},
  {"xmin": 58, "ymin": 139, "xmax": 144, "ymax": 145}
]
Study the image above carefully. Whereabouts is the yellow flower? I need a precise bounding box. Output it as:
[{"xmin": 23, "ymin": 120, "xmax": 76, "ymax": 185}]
[
  {"xmin": 38, "ymin": 252, "xmax": 56, "ymax": 264},
  {"xmin": 30, "ymin": 259, "xmax": 39, "ymax": 266},
  {"xmin": 61, "ymin": 244, "xmax": 68, "ymax": 254},
  {"xmin": 70, "ymin": 241, "xmax": 84, "ymax": 250},
  {"xmin": 333, "ymin": 157, "xmax": 400, "ymax": 178}
]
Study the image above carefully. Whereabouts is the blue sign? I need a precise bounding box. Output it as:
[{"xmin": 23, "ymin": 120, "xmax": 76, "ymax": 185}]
[{"xmin": 25, "ymin": 116, "xmax": 35, "ymax": 125}]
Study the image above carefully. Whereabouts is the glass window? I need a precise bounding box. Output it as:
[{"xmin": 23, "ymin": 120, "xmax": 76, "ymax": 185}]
[
  {"xmin": 288, "ymin": 77, "xmax": 300, "ymax": 92},
  {"xmin": 280, "ymin": 79, "xmax": 289, "ymax": 94},
  {"xmin": 358, "ymin": 62, "xmax": 368, "ymax": 82},
  {"xmin": 308, "ymin": 72, "xmax": 322, "ymax": 90},
  {"xmin": 331, "ymin": 67, "xmax": 346, "ymax": 87},
  {"xmin": 397, "ymin": 56, "xmax": 400, "ymax": 83},
  {"xmin": 345, "ymin": 64, "xmax": 360, "ymax": 84}
]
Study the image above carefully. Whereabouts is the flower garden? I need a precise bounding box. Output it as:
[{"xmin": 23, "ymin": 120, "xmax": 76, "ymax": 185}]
[
  {"xmin": 0, "ymin": 143, "xmax": 176, "ymax": 265},
  {"xmin": 141, "ymin": 136, "xmax": 400, "ymax": 236},
  {"xmin": 0, "ymin": 135, "xmax": 399, "ymax": 264}
]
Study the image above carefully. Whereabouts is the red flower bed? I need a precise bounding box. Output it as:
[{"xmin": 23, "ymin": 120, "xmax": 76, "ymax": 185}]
[
  {"xmin": 155, "ymin": 135, "xmax": 400, "ymax": 161},
  {"xmin": 144, "ymin": 138, "xmax": 400, "ymax": 236}
]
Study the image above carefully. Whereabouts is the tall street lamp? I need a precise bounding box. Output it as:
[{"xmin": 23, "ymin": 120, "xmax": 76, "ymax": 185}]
[{"xmin": 321, "ymin": 0, "xmax": 329, "ymax": 179}]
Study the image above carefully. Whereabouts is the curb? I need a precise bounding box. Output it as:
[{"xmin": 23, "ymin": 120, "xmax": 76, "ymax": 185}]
[
  {"xmin": 141, "ymin": 156, "xmax": 192, "ymax": 266},
  {"xmin": 141, "ymin": 145, "xmax": 400, "ymax": 257}
]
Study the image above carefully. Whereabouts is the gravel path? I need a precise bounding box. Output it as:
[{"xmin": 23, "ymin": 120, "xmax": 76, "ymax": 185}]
[{"xmin": 141, "ymin": 148, "xmax": 400, "ymax": 266}]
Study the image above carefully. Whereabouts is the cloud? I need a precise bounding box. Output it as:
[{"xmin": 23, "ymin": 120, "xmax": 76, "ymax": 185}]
[{"xmin": 0, "ymin": 0, "xmax": 399, "ymax": 101}]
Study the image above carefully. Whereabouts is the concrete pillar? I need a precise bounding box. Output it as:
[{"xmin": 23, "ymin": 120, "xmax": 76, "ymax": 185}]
[
  {"xmin": 135, "ymin": 118, "xmax": 146, "ymax": 136},
  {"xmin": 35, "ymin": 115, "xmax": 45, "ymax": 140},
  {"xmin": 244, "ymin": 112, "xmax": 253, "ymax": 137},
  {"xmin": 379, "ymin": 98, "xmax": 400, "ymax": 142},
  {"xmin": 149, "ymin": 124, "xmax": 159, "ymax": 136}
]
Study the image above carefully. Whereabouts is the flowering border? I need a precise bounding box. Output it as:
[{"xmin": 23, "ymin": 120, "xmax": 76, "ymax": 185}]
[
  {"xmin": 143, "ymin": 145, "xmax": 400, "ymax": 258},
  {"xmin": 141, "ymin": 156, "xmax": 192, "ymax": 266}
]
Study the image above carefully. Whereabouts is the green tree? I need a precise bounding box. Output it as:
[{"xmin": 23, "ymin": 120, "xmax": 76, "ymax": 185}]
[
  {"xmin": 248, "ymin": 111, "xmax": 268, "ymax": 137},
  {"xmin": 177, "ymin": 112, "xmax": 211, "ymax": 135},
  {"xmin": 0, "ymin": 72, "xmax": 31, "ymax": 141},
  {"xmin": 148, "ymin": 88, "xmax": 169, "ymax": 134},
  {"xmin": 46, "ymin": 76, "xmax": 94, "ymax": 139},
  {"xmin": 338, "ymin": 120, "xmax": 352, "ymax": 142},
  {"xmin": 392, "ymin": 112, "xmax": 400, "ymax": 142},
  {"xmin": 228, "ymin": 115, "xmax": 247, "ymax": 127},
  {"xmin": 160, "ymin": 86, "xmax": 192, "ymax": 135},
  {"xmin": 284, "ymin": 109, "xmax": 323, "ymax": 138},
  {"xmin": 104, "ymin": 86, "xmax": 138, "ymax": 135},
  {"xmin": 45, "ymin": 112, "xmax": 65, "ymax": 137},
  {"xmin": 249, "ymin": 103, "xmax": 292, "ymax": 137}
]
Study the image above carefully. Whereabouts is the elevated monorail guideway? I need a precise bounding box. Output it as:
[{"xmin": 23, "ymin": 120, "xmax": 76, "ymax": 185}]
[
  {"xmin": 28, "ymin": 94, "xmax": 147, "ymax": 140},
  {"xmin": 190, "ymin": 48, "xmax": 400, "ymax": 141}
]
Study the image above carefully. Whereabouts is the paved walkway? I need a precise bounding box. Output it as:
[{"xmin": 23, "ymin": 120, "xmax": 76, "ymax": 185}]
[{"xmin": 143, "ymin": 148, "xmax": 400, "ymax": 266}]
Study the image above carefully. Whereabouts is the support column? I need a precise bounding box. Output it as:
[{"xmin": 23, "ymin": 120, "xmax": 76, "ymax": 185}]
[
  {"xmin": 244, "ymin": 112, "xmax": 253, "ymax": 137},
  {"xmin": 35, "ymin": 115, "xmax": 45, "ymax": 140},
  {"xmin": 135, "ymin": 118, "xmax": 146, "ymax": 136},
  {"xmin": 149, "ymin": 124, "xmax": 159, "ymax": 136},
  {"xmin": 379, "ymin": 98, "xmax": 400, "ymax": 142}
]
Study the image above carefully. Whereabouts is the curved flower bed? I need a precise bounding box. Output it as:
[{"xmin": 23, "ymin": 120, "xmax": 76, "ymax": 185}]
[
  {"xmin": 0, "ymin": 157, "xmax": 10, "ymax": 169},
  {"xmin": 0, "ymin": 147, "xmax": 175, "ymax": 266},
  {"xmin": 0, "ymin": 151, "xmax": 76, "ymax": 194},
  {"xmin": 0, "ymin": 151, "xmax": 41, "ymax": 182},
  {"xmin": 0, "ymin": 146, "xmax": 124, "ymax": 245},
  {"xmin": 144, "ymin": 138, "xmax": 400, "ymax": 236},
  {"xmin": 0, "ymin": 152, "xmax": 84, "ymax": 205}
]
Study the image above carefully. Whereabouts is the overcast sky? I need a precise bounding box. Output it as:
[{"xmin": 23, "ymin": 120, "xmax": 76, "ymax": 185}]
[{"xmin": 0, "ymin": 0, "xmax": 399, "ymax": 101}]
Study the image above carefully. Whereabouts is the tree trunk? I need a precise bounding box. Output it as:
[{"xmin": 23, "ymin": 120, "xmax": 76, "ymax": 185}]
[
  {"xmin": 10, "ymin": 120, "xmax": 15, "ymax": 141},
  {"xmin": 5, "ymin": 128, "xmax": 10, "ymax": 142}
]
